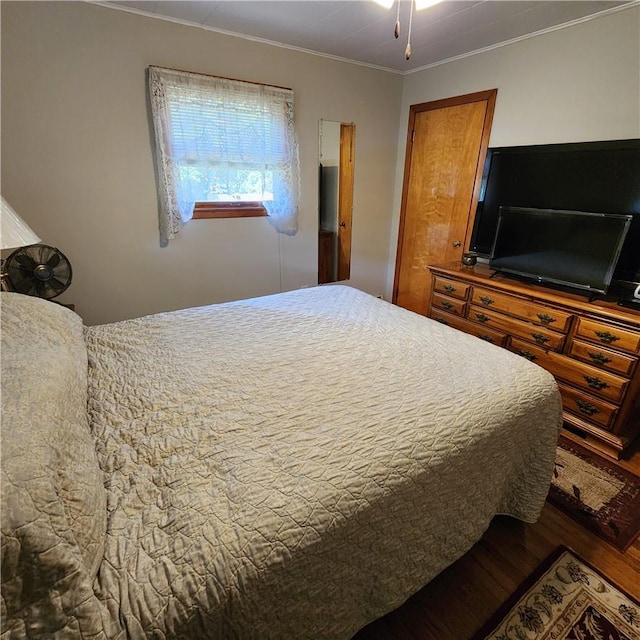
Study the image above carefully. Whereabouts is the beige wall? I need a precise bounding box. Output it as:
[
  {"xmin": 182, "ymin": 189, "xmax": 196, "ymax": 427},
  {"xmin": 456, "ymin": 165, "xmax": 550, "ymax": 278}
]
[
  {"xmin": 386, "ymin": 4, "xmax": 640, "ymax": 297},
  {"xmin": 1, "ymin": 1, "xmax": 402, "ymax": 324},
  {"xmin": 3, "ymin": 3, "xmax": 639, "ymax": 323}
]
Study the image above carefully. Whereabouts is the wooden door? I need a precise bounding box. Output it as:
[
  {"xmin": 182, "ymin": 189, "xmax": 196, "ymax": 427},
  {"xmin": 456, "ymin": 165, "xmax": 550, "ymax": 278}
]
[
  {"xmin": 337, "ymin": 123, "xmax": 355, "ymax": 281},
  {"xmin": 393, "ymin": 90, "xmax": 496, "ymax": 314}
]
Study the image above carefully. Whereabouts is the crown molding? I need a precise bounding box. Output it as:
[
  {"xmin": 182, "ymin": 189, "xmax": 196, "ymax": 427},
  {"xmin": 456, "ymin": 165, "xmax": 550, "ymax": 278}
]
[{"xmin": 90, "ymin": 0, "xmax": 639, "ymax": 77}]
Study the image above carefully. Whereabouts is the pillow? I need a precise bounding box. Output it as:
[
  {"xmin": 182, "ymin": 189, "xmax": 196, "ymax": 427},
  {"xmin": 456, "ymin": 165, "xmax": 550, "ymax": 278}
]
[{"xmin": 1, "ymin": 292, "xmax": 108, "ymax": 635}]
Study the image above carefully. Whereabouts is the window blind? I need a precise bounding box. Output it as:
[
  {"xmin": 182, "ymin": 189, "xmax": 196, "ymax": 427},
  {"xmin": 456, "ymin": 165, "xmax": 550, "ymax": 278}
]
[{"xmin": 148, "ymin": 66, "xmax": 299, "ymax": 242}]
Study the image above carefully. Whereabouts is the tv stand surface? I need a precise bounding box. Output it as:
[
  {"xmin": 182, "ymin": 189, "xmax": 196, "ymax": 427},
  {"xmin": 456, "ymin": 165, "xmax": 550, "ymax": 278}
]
[{"xmin": 427, "ymin": 262, "xmax": 640, "ymax": 461}]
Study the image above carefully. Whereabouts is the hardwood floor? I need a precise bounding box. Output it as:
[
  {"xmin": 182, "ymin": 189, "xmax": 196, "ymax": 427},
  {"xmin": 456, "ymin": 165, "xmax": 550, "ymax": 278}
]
[{"xmin": 354, "ymin": 442, "xmax": 640, "ymax": 640}]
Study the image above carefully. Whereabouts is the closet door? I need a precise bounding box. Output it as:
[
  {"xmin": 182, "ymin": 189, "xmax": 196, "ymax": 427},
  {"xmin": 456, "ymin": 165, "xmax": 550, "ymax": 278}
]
[{"xmin": 393, "ymin": 90, "xmax": 496, "ymax": 315}]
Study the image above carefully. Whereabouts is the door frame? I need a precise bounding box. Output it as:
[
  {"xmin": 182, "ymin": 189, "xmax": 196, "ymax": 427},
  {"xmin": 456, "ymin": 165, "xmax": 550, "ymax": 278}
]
[{"xmin": 392, "ymin": 89, "xmax": 497, "ymax": 304}]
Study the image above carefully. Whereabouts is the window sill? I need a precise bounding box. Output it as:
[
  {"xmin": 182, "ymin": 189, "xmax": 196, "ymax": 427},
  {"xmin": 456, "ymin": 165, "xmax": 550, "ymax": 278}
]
[{"xmin": 192, "ymin": 202, "xmax": 268, "ymax": 219}]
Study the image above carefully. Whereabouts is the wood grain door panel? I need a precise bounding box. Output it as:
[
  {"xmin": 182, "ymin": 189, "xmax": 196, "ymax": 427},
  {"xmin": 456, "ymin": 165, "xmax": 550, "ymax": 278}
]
[
  {"xmin": 337, "ymin": 123, "xmax": 355, "ymax": 282},
  {"xmin": 394, "ymin": 90, "xmax": 496, "ymax": 315}
]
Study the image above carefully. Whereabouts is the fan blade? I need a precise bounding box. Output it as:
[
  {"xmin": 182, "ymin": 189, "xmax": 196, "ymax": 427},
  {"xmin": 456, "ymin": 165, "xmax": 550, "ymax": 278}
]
[
  {"xmin": 14, "ymin": 254, "xmax": 37, "ymax": 272},
  {"xmin": 46, "ymin": 253, "xmax": 61, "ymax": 268},
  {"xmin": 15, "ymin": 275, "xmax": 38, "ymax": 296},
  {"xmin": 8, "ymin": 268, "xmax": 35, "ymax": 293},
  {"xmin": 52, "ymin": 262, "xmax": 71, "ymax": 278},
  {"xmin": 36, "ymin": 280, "xmax": 56, "ymax": 299},
  {"xmin": 37, "ymin": 245, "xmax": 50, "ymax": 264},
  {"xmin": 49, "ymin": 277, "xmax": 67, "ymax": 292}
]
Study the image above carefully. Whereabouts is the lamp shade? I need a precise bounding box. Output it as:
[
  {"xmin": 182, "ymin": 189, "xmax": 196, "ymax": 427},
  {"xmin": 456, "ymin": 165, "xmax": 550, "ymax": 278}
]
[{"xmin": 1, "ymin": 197, "xmax": 41, "ymax": 250}]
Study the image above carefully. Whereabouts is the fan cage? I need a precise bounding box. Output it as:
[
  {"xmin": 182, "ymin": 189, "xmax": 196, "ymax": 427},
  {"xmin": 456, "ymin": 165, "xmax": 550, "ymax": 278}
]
[{"xmin": 4, "ymin": 243, "xmax": 73, "ymax": 300}]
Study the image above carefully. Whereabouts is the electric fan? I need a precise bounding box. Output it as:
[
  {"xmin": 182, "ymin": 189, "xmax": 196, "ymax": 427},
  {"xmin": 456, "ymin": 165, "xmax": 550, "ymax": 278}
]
[{"xmin": 3, "ymin": 243, "xmax": 73, "ymax": 299}]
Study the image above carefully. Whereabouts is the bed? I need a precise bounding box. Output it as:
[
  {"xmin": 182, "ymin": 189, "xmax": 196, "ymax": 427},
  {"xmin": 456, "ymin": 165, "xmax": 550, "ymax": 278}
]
[{"xmin": 1, "ymin": 285, "xmax": 562, "ymax": 639}]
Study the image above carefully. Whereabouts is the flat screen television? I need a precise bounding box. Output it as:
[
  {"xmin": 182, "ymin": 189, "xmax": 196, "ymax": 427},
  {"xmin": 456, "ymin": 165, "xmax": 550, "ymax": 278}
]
[
  {"xmin": 489, "ymin": 207, "xmax": 633, "ymax": 294},
  {"xmin": 470, "ymin": 139, "xmax": 640, "ymax": 282}
]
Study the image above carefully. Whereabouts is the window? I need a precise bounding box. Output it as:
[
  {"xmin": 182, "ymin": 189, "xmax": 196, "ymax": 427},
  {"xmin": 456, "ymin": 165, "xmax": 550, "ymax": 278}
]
[{"xmin": 148, "ymin": 66, "xmax": 299, "ymax": 243}]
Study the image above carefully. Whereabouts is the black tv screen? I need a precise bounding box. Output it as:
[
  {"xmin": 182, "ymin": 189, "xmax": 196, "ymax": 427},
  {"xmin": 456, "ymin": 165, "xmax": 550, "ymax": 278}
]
[
  {"xmin": 470, "ymin": 139, "xmax": 640, "ymax": 281},
  {"xmin": 489, "ymin": 207, "xmax": 632, "ymax": 294}
]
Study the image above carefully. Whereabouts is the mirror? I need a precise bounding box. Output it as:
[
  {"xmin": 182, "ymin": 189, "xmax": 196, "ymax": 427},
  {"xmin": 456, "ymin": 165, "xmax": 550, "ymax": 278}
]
[{"xmin": 318, "ymin": 120, "xmax": 355, "ymax": 284}]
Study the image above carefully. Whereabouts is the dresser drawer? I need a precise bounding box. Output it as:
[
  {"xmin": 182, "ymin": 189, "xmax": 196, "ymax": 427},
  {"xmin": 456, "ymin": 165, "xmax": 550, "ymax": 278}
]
[
  {"xmin": 429, "ymin": 309, "xmax": 507, "ymax": 346},
  {"xmin": 567, "ymin": 339, "xmax": 637, "ymax": 378},
  {"xmin": 557, "ymin": 383, "xmax": 618, "ymax": 430},
  {"xmin": 433, "ymin": 276, "xmax": 469, "ymax": 300},
  {"xmin": 468, "ymin": 305, "xmax": 565, "ymax": 351},
  {"xmin": 509, "ymin": 338, "xmax": 629, "ymax": 404},
  {"xmin": 428, "ymin": 263, "xmax": 640, "ymax": 459},
  {"xmin": 575, "ymin": 317, "xmax": 640, "ymax": 355},
  {"xmin": 472, "ymin": 287, "xmax": 573, "ymax": 333},
  {"xmin": 431, "ymin": 292, "xmax": 467, "ymax": 316}
]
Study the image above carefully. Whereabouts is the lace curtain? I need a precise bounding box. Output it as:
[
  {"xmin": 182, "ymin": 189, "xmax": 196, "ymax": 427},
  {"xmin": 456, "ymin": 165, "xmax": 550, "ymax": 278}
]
[{"xmin": 148, "ymin": 66, "xmax": 300, "ymax": 243}]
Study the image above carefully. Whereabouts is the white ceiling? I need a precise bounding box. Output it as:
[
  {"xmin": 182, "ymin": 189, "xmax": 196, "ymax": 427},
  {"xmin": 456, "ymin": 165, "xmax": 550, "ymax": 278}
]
[{"xmin": 101, "ymin": 0, "xmax": 635, "ymax": 73}]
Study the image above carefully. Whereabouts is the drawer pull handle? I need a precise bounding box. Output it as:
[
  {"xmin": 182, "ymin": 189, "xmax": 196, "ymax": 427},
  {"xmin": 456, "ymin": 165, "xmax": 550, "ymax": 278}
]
[
  {"xmin": 479, "ymin": 296, "xmax": 494, "ymax": 305},
  {"xmin": 531, "ymin": 332, "xmax": 550, "ymax": 345},
  {"xmin": 575, "ymin": 399, "xmax": 600, "ymax": 416},
  {"xmin": 517, "ymin": 349, "xmax": 537, "ymax": 361},
  {"xmin": 440, "ymin": 301, "xmax": 454, "ymax": 310},
  {"xmin": 594, "ymin": 330, "xmax": 620, "ymax": 344},
  {"xmin": 435, "ymin": 318, "xmax": 449, "ymax": 326},
  {"xmin": 587, "ymin": 351, "xmax": 612, "ymax": 366},
  {"xmin": 583, "ymin": 375, "xmax": 609, "ymax": 391},
  {"xmin": 475, "ymin": 312, "xmax": 490, "ymax": 323},
  {"xmin": 443, "ymin": 284, "xmax": 456, "ymax": 293},
  {"xmin": 537, "ymin": 313, "xmax": 556, "ymax": 325},
  {"xmin": 478, "ymin": 334, "xmax": 494, "ymax": 343}
]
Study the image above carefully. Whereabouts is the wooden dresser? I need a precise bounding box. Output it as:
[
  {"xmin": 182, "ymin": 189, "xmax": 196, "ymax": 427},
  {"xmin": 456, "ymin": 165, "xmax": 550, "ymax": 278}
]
[{"xmin": 427, "ymin": 262, "xmax": 640, "ymax": 460}]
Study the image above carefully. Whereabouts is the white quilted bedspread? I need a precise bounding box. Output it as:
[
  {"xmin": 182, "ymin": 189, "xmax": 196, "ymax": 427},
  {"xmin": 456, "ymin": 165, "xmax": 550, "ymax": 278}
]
[{"xmin": 84, "ymin": 285, "xmax": 562, "ymax": 640}]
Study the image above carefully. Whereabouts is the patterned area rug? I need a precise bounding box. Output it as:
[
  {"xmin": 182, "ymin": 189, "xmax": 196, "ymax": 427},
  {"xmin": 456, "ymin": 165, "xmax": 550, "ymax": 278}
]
[
  {"xmin": 472, "ymin": 546, "xmax": 640, "ymax": 639},
  {"xmin": 547, "ymin": 436, "xmax": 640, "ymax": 551}
]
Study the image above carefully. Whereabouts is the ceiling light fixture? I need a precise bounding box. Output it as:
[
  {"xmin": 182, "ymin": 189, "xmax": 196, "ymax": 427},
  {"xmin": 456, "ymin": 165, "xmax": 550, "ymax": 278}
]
[{"xmin": 374, "ymin": 0, "xmax": 444, "ymax": 60}]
